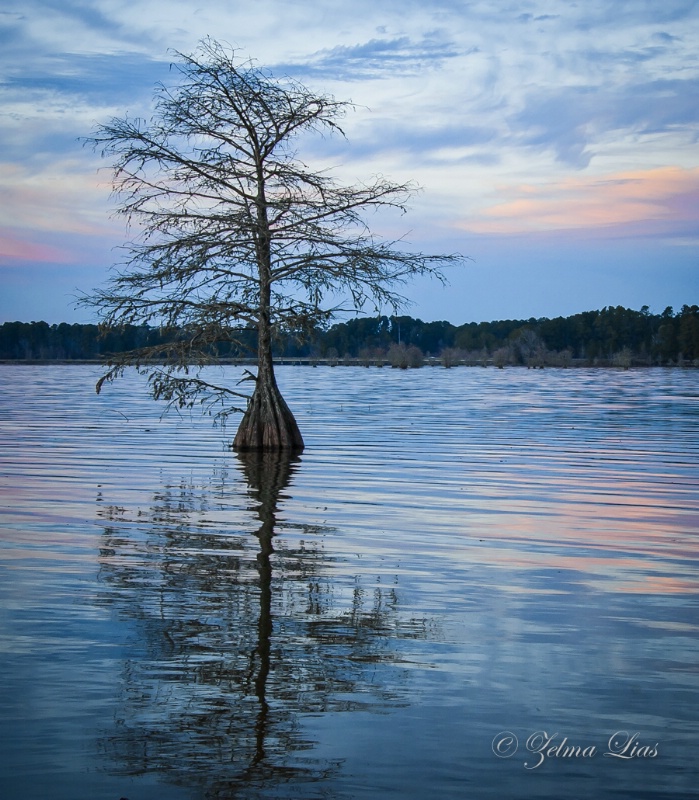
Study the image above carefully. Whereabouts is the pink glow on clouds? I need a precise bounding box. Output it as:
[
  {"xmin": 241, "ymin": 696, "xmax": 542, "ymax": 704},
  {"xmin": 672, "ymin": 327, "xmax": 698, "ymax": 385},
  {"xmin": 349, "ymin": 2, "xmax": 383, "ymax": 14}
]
[
  {"xmin": 0, "ymin": 161, "xmax": 121, "ymax": 269},
  {"xmin": 0, "ymin": 161, "xmax": 115, "ymax": 238},
  {"xmin": 0, "ymin": 231, "xmax": 73, "ymax": 264},
  {"xmin": 462, "ymin": 166, "xmax": 699, "ymax": 237}
]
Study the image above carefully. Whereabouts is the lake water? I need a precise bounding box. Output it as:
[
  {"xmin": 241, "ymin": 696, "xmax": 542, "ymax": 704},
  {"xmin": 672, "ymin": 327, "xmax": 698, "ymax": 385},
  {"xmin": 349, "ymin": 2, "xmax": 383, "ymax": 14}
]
[{"xmin": 1, "ymin": 364, "xmax": 698, "ymax": 799}]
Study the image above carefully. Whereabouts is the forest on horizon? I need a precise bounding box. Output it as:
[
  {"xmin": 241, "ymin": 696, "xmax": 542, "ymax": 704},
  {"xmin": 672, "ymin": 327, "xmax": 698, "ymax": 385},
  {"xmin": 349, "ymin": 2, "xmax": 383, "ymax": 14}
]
[{"xmin": 1, "ymin": 304, "xmax": 697, "ymax": 367}]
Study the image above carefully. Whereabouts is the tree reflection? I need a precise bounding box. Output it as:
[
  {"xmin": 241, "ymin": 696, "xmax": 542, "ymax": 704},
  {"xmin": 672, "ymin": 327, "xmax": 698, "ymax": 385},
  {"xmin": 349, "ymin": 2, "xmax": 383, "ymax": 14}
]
[
  {"xmin": 242, "ymin": 451, "xmax": 295, "ymax": 775},
  {"xmin": 96, "ymin": 452, "xmax": 432, "ymax": 797}
]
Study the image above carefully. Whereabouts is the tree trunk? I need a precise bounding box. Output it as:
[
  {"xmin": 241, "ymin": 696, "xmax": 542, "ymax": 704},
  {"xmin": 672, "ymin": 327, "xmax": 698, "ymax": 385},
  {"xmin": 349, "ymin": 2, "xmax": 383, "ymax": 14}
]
[
  {"xmin": 232, "ymin": 360, "xmax": 304, "ymax": 451},
  {"xmin": 233, "ymin": 174, "xmax": 304, "ymax": 452},
  {"xmin": 232, "ymin": 293, "xmax": 304, "ymax": 452}
]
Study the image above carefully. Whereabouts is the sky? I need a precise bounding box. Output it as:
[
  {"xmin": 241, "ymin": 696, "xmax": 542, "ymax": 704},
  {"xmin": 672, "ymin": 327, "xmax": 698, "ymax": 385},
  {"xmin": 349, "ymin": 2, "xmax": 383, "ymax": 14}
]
[{"xmin": 1, "ymin": 0, "xmax": 698, "ymax": 326}]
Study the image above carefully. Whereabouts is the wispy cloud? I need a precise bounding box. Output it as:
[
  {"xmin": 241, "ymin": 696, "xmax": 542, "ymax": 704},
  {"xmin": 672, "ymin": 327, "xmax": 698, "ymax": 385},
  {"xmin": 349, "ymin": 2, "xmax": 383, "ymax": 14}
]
[
  {"xmin": 0, "ymin": 160, "xmax": 116, "ymax": 238},
  {"xmin": 0, "ymin": 232, "xmax": 71, "ymax": 264},
  {"xmin": 3, "ymin": 51, "xmax": 169, "ymax": 102},
  {"xmin": 462, "ymin": 167, "xmax": 699, "ymax": 237},
  {"xmin": 571, "ymin": 0, "xmax": 699, "ymax": 29},
  {"xmin": 509, "ymin": 75, "xmax": 699, "ymax": 168},
  {"xmin": 293, "ymin": 33, "xmax": 463, "ymax": 79}
]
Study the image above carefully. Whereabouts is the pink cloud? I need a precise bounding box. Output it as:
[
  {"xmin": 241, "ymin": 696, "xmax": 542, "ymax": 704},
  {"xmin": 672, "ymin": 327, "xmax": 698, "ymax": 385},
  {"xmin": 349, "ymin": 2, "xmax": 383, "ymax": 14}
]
[
  {"xmin": 460, "ymin": 166, "xmax": 699, "ymax": 237},
  {"xmin": 0, "ymin": 232, "xmax": 73, "ymax": 264},
  {"xmin": 0, "ymin": 161, "xmax": 116, "ymax": 238}
]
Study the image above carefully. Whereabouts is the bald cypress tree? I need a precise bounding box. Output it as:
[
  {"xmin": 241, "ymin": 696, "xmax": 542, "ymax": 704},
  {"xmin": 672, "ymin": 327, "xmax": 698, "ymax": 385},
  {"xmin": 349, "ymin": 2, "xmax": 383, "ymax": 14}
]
[{"xmin": 84, "ymin": 39, "xmax": 460, "ymax": 450}]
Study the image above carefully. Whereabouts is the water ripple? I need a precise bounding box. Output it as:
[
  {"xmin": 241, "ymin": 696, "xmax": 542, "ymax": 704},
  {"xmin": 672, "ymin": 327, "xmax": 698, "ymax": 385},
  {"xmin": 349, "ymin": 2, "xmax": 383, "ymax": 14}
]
[{"xmin": 1, "ymin": 364, "xmax": 698, "ymax": 799}]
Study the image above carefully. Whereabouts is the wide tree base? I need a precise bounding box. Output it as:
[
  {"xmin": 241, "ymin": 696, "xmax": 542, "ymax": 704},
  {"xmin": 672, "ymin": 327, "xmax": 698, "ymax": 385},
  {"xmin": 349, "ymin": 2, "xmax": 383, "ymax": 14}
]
[{"xmin": 232, "ymin": 378, "xmax": 304, "ymax": 452}]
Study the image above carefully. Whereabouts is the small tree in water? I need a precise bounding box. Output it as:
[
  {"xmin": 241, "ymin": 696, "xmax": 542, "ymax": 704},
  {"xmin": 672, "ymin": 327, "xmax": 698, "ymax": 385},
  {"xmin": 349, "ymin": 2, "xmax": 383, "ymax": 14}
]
[{"xmin": 84, "ymin": 39, "xmax": 460, "ymax": 451}]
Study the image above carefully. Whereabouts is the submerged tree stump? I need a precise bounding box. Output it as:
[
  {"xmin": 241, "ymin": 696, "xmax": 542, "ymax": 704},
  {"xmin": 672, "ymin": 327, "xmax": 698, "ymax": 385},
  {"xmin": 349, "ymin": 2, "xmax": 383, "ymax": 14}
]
[{"xmin": 233, "ymin": 370, "xmax": 304, "ymax": 452}]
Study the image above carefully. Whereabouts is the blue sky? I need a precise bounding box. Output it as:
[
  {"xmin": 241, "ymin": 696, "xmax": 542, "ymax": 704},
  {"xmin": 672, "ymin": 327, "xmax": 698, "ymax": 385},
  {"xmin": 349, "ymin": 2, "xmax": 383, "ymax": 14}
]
[{"xmin": 1, "ymin": 0, "xmax": 698, "ymax": 325}]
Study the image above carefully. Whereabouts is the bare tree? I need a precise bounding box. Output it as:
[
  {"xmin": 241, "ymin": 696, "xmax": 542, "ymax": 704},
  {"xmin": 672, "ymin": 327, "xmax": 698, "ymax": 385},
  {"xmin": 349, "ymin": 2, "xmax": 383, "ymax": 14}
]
[{"xmin": 84, "ymin": 39, "xmax": 461, "ymax": 451}]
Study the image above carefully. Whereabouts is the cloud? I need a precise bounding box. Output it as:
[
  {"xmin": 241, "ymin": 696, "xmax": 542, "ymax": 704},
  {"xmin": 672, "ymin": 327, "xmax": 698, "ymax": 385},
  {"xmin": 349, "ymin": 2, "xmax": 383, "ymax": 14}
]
[
  {"xmin": 0, "ymin": 232, "xmax": 71, "ymax": 264},
  {"xmin": 571, "ymin": 0, "xmax": 699, "ymax": 29},
  {"xmin": 3, "ymin": 51, "xmax": 170, "ymax": 103},
  {"xmin": 307, "ymin": 117, "xmax": 498, "ymax": 164},
  {"xmin": 0, "ymin": 49, "xmax": 172, "ymax": 167},
  {"xmin": 460, "ymin": 166, "xmax": 699, "ymax": 237},
  {"xmin": 0, "ymin": 160, "xmax": 117, "ymax": 237},
  {"xmin": 516, "ymin": 13, "xmax": 559, "ymax": 24},
  {"xmin": 510, "ymin": 76, "xmax": 699, "ymax": 168},
  {"xmin": 652, "ymin": 31, "xmax": 681, "ymax": 43},
  {"xmin": 284, "ymin": 32, "xmax": 463, "ymax": 80}
]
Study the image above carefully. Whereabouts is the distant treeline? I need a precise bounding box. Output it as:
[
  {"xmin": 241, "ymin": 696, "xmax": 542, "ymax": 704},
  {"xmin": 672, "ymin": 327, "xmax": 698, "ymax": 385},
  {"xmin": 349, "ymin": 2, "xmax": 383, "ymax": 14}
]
[{"xmin": 1, "ymin": 304, "xmax": 698, "ymax": 366}]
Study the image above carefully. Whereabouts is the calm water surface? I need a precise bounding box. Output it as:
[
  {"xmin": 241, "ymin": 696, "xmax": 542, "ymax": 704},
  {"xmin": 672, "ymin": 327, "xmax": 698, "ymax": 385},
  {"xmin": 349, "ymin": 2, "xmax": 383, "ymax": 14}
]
[{"xmin": 1, "ymin": 364, "xmax": 698, "ymax": 799}]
